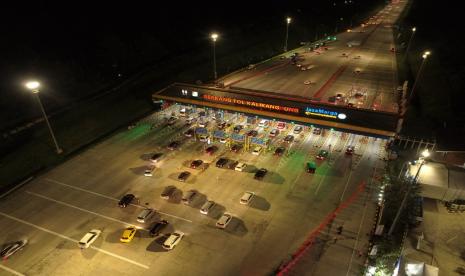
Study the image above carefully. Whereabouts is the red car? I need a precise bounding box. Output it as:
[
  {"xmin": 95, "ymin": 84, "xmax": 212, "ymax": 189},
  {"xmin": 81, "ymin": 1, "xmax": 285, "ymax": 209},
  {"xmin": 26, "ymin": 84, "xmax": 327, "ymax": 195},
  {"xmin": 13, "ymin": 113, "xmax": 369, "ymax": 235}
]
[
  {"xmin": 277, "ymin": 122, "xmax": 286, "ymax": 129},
  {"xmin": 205, "ymin": 146, "xmax": 218, "ymax": 155}
]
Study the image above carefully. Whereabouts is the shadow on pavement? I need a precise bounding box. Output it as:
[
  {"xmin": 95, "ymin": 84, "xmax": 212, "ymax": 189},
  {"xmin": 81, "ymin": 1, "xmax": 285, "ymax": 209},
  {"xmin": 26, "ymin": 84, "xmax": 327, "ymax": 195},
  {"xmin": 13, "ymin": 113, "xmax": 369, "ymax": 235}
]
[
  {"xmin": 263, "ymin": 171, "xmax": 285, "ymax": 184},
  {"xmin": 209, "ymin": 204, "xmax": 226, "ymax": 219},
  {"xmin": 250, "ymin": 196, "xmax": 271, "ymax": 211},
  {"xmin": 245, "ymin": 165, "xmax": 258, "ymax": 173},
  {"xmin": 146, "ymin": 235, "xmax": 169, "ymax": 252},
  {"xmin": 225, "ymin": 217, "xmax": 248, "ymax": 237},
  {"xmin": 129, "ymin": 166, "xmax": 148, "ymax": 175}
]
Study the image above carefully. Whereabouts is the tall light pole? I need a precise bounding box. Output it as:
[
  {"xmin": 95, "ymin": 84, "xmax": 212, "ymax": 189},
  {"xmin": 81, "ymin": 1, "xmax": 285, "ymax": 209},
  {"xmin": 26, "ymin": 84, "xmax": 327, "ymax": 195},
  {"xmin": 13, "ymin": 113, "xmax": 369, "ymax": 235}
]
[
  {"xmin": 25, "ymin": 81, "xmax": 63, "ymax": 154},
  {"xmin": 211, "ymin": 33, "xmax": 218, "ymax": 80},
  {"xmin": 403, "ymin": 27, "xmax": 416, "ymax": 63},
  {"xmin": 284, "ymin": 17, "xmax": 291, "ymax": 52},
  {"xmin": 388, "ymin": 149, "xmax": 430, "ymax": 235},
  {"xmin": 408, "ymin": 50, "xmax": 431, "ymax": 103}
]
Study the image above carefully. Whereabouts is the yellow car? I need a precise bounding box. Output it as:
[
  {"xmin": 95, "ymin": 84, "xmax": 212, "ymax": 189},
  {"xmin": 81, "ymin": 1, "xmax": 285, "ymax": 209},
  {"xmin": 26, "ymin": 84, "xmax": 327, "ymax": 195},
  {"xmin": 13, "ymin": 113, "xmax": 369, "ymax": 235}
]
[{"xmin": 120, "ymin": 227, "xmax": 136, "ymax": 243}]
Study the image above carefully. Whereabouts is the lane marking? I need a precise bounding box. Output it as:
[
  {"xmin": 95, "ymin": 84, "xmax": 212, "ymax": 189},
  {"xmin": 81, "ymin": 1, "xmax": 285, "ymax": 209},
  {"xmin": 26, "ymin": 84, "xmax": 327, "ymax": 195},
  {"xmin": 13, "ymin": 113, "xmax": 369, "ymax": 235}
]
[
  {"xmin": 25, "ymin": 191, "xmax": 137, "ymax": 229},
  {"xmin": 43, "ymin": 178, "xmax": 192, "ymax": 223},
  {"xmin": 0, "ymin": 264, "xmax": 25, "ymax": 276},
  {"xmin": 0, "ymin": 211, "xmax": 149, "ymax": 270}
]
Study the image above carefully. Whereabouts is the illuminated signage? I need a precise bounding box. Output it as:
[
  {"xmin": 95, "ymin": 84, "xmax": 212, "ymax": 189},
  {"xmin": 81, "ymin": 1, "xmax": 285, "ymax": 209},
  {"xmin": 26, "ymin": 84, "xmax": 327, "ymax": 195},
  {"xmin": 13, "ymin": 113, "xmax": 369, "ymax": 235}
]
[
  {"xmin": 305, "ymin": 107, "xmax": 347, "ymax": 120},
  {"xmin": 203, "ymin": 94, "xmax": 299, "ymax": 113}
]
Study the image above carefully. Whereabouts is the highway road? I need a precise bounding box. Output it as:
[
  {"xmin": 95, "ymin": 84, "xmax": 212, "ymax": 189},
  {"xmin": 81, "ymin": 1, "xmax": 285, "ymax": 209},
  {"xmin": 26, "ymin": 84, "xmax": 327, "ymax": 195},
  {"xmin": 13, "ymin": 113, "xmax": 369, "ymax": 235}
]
[
  {"xmin": 0, "ymin": 104, "xmax": 388, "ymax": 275},
  {"xmin": 220, "ymin": 2, "xmax": 405, "ymax": 113}
]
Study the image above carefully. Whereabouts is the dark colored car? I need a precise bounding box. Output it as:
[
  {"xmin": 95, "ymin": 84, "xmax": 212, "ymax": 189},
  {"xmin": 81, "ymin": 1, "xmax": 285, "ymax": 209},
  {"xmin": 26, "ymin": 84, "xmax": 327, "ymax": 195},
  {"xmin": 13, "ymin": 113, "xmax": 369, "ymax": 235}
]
[
  {"xmin": 346, "ymin": 146, "xmax": 355, "ymax": 155},
  {"xmin": 167, "ymin": 141, "xmax": 180, "ymax": 150},
  {"xmin": 313, "ymin": 128, "xmax": 322, "ymax": 135},
  {"xmin": 274, "ymin": 147, "xmax": 285, "ymax": 156},
  {"xmin": 1, "ymin": 240, "xmax": 28, "ymax": 259},
  {"xmin": 316, "ymin": 150, "xmax": 329, "ymax": 160},
  {"xmin": 118, "ymin": 194, "xmax": 135, "ymax": 208},
  {"xmin": 160, "ymin": 186, "xmax": 176, "ymax": 200},
  {"xmin": 247, "ymin": 130, "xmax": 258, "ymax": 137},
  {"xmin": 184, "ymin": 128, "xmax": 194, "ymax": 137},
  {"xmin": 150, "ymin": 153, "xmax": 163, "ymax": 163},
  {"xmin": 216, "ymin": 158, "xmax": 229, "ymax": 168},
  {"xmin": 190, "ymin": 159, "xmax": 203, "ymax": 169},
  {"xmin": 167, "ymin": 116, "xmax": 177, "ymax": 126},
  {"xmin": 217, "ymin": 122, "xmax": 226, "ymax": 129},
  {"xmin": 149, "ymin": 220, "xmax": 168, "ymax": 237},
  {"xmin": 233, "ymin": 125, "xmax": 243, "ymax": 133},
  {"xmin": 205, "ymin": 146, "xmax": 218, "ymax": 155},
  {"xmin": 231, "ymin": 144, "xmax": 242, "ymax": 153},
  {"xmin": 178, "ymin": 171, "xmax": 191, "ymax": 182},
  {"xmin": 254, "ymin": 168, "xmax": 268, "ymax": 180},
  {"xmin": 283, "ymin": 135, "xmax": 294, "ymax": 143}
]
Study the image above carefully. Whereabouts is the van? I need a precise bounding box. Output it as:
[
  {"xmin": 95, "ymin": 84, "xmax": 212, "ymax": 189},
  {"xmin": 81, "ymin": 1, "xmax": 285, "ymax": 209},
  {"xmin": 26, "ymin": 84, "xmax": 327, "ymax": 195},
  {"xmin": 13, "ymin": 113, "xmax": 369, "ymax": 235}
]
[{"xmin": 137, "ymin": 208, "xmax": 155, "ymax": 223}]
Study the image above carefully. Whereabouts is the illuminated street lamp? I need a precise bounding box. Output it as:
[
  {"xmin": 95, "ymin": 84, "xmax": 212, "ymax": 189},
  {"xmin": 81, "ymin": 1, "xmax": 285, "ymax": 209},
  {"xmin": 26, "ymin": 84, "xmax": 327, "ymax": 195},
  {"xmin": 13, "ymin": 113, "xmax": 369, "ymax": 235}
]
[
  {"xmin": 403, "ymin": 27, "xmax": 416, "ymax": 63},
  {"xmin": 25, "ymin": 81, "xmax": 63, "ymax": 154},
  {"xmin": 388, "ymin": 149, "xmax": 430, "ymax": 235},
  {"xmin": 211, "ymin": 33, "xmax": 219, "ymax": 80},
  {"xmin": 408, "ymin": 50, "xmax": 431, "ymax": 103},
  {"xmin": 284, "ymin": 17, "xmax": 291, "ymax": 52}
]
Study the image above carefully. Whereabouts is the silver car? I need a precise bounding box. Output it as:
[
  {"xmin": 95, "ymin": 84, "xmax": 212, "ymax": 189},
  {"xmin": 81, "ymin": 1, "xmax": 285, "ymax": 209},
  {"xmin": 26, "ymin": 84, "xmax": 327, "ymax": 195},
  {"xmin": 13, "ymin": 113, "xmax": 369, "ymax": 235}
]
[
  {"xmin": 200, "ymin": 201, "xmax": 215, "ymax": 215},
  {"xmin": 0, "ymin": 240, "xmax": 28, "ymax": 259}
]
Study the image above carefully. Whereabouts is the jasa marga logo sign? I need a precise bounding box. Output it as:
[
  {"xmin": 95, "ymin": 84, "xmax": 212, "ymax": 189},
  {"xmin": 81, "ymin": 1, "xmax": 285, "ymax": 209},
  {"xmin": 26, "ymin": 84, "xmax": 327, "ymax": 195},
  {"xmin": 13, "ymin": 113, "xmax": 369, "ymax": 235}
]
[{"xmin": 305, "ymin": 107, "xmax": 347, "ymax": 120}]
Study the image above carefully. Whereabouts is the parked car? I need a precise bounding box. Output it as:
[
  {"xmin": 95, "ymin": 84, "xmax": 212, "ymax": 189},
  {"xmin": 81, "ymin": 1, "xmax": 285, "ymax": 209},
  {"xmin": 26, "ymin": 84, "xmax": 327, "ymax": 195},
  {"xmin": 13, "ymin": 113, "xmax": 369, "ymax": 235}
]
[
  {"xmin": 200, "ymin": 200, "xmax": 215, "ymax": 215},
  {"xmin": 205, "ymin": 145, "xmax": 218, "ymax": 155},
  {"xmin": 190, "ymin": 159, "xmax": 203, "ymax": 169},
  {"xmin": 274, "ymin": 147, "xmax": 285, "ymax": 156},
  {"xmin": 247, "ymin": 130, "xmax": 258, "ymax": 137},
  {"xmin": 235, "ymin": 162, "xmax": 247, "ymax": 172},
  {"xmin": 228, "ymin": 160, "xmax": 239, "ymax": 170},
  {"xmin": 160, "ymin": 186, "xmax": 176, "ymax": 200},
  {"xmin": 178, "ymin": 171, "xmax": 191, "ymax": 182},
  {"xmin": 216, "ymin": 213, "xmax": 233, "ymax": 229},
  {"xmin": 199, "ymin": 134, "xmax": 209, "ymax": 142},
  {"xmin": 277, "ymin": 122, "xmax": 286, "ymax": 129},
  {"xmin": 283, "ymin": 135, "xmax": 294, "ymax": 143},
  {"xmin": 137, "ymin": 208, "xmax": 155, "ymax": 223},
  {"xmin": 231, "ymin": 144, "xmax": 242, "ymax": 153},
  {"xmin": 269, "ymin": 129, "xmax": 279, "ymax": 137},
  {"xmin": 118, "ymin": 194, "xmax": 135, "ymax": 208},
  {"xmin": 252, "ymin": 146, "xmax": 262, "ymax": 155},
  {"xmin": 149, "ymin": 220, "xmax": 168, "ymax": 237},
  {"xmin": 184, "ymin": 128, "xmax": 195, "ymax": 137},
  {"xmin": 316, "ymin": 150, "xmax": 329, "ymax": 160},
  {"xmin": 254, "ymin": 168, "xmax": 268, "ymax": 180},
  {"xmin": 150, "ymin": 153, "xmax": 163, "ymax": 163},
  {"xmin": 144, "ymin": 165, "xmax": 155, "ymax": 177},
  {"xmin": 167, "ymin": 116, "xmax": 177, "ymax": 126},
  {"xmin": 0, "ymin": 240, "xmax": 28, "ymax": 259},
  {"xmin": 313, "ymin": 128, "xmax": 322, "ymax": 135},
  {"xmin": 216, "ymin": 158, "xmax": 229, "ymax": 168},
  {"xmin": 182, "ymin": 190, "xmax": 197, "ymax": 205},
  {"xmin": 233, "ymin": 125, "xmax": 243, "ymax": 133},
  {"xmin": 293, "ymin": 126, "xmax": 303, "ymax": 134},
  {"xmin": 306, "ymin": 161, "xmax": 317, "ymax": 174},
  {"xmin": 78, "ymin": 229, "xmax": 101, "ymax": 249},
  {"xmin": 167, "ymin": 141, "xmax": 180, "ymax": 150},
  {"xmin": 162, "ymin": 231, "xmax": 184, "ymax": 250},
  {"xmin": 240, "ymin": 191, "xmax": 255, "ymax": 205},
  {"xmin": 120, "ymin": 227, "xmax": 137, "ymax": 243},
  {"xmin": 345, "ymin": 146, "xmax": 355, "ymax": 155},
  {"xmin": 198, "ymin": 121, "xmax": 208, "ymax": 128}
]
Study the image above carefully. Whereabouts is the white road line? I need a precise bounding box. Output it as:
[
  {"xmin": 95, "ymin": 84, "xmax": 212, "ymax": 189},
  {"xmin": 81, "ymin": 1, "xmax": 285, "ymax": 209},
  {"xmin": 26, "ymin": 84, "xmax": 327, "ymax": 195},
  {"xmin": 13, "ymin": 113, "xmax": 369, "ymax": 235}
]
[
  {"xmin": 43, "ymin": 178, "xmax": 193, "ymax": 223},
  {"xmin": 0, "ymin": 211, "xmax": 149, "ymax": 270},
  {"xmin": 25, "ymin": 191, "xmax": 136, "ymax": 228},
  {"xmin": 0, "ymin": 264, "xmax": 25, "ymax": 276}
]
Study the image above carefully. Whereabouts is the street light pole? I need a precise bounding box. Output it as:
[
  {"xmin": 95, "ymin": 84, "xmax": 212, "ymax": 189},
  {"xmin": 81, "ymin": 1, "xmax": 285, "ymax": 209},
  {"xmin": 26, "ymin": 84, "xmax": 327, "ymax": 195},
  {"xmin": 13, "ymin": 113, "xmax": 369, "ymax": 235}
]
[
  {"xmin": 25, "ymin": 81, "xmax": 63, "ymax": 154},
  {"xmin": 403, "ymin": 27, "xmax": 416, "ymax": 63},
  {"xmin": 408, "ymin": 51, "xmax": 431, "ymax": 103},
  {"xmin": 211, "ymin": 33, "xmax": 218, "ymax": 80},
  {"xmin": 388, "ymin": 150, "xmax": 429, "ymax": 235},
  {"xmin": 284, "ymin": 17, "xmax": 291, "ymax": 52}
]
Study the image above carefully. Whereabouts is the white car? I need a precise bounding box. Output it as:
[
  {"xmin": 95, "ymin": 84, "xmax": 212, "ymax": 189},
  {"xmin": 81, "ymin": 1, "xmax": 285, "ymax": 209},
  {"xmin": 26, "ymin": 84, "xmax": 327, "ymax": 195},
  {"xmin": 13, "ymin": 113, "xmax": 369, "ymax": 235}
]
[
  {"xmin": 216, "ymin": 213, "xmax": 233, "ymax": 229},
  {"xmin": 162, "ymin": 231, "xmax": 184, "ymax": 250},
  {"xmin": 199, "ymin": 135, "xmax": 209, "ymax": 142},
  {"xmin": 78, "ymin": 229, "xmax": 101, "ymax": 249},
  {"xmin": 252, "ymin": 146, "xmax": 262, "ymax": 156},
  {"xmin": 137, "ymin": 208, "xmax": 155, "ymax": 223},
  {"xmin": 235, "ymin": 162, "xmax": 247, "ymax": 172},
  {"xmin": 219, "ymin": 137, "xmax": 227, "ymax": 143},
  {"xmin": 269, "ymin": 129, "xmax": 279, "ymax": 137},
  {"xmin": 200, "ymin": 200, "xmax": 215, "ymax": 215},
  {"xmin": 144, "ymin": 166, "xmax": 155, "ymax": 176},
  {"xmin": 240, "ymin": 191, "xmax": 255, "ymax": 205}
]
